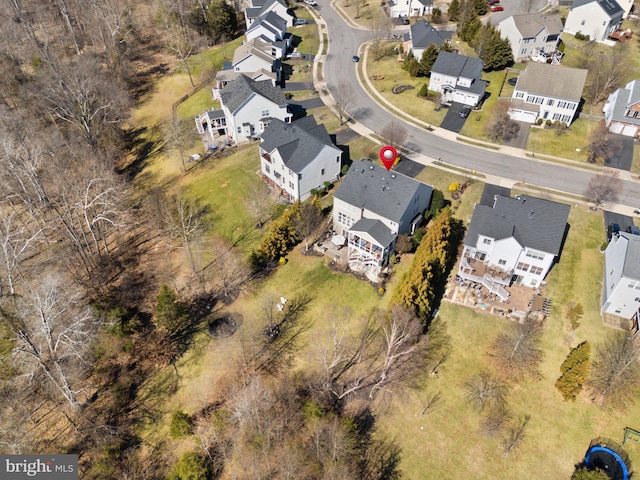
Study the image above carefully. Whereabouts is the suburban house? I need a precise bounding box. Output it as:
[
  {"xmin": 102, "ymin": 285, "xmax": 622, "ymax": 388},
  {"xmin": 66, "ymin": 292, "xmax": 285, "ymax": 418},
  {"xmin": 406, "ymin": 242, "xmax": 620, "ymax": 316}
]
[
  {"xmin": 244, "ymin": 0, "xmax": 293, "ymax": 28},
  {"xmin": 333, "ymin": 161, "xmax": 433, "ymax": 278},
  {"xmin": 246, "ymin": 10, "xmax": 291, "ymax": 52},
  {"xmin": 428, "ymin": 51, "xmax": 487, "ymax": 107},
  {"xmin": 231, "ymin": 38, "xmax": 281, "ymax": 84},
  {"xmin": 458, "ymin": 195, "xmax": 570, "ymax": 300},
  {"xmin": 563, "ymin": 0, "xmax": 624, "ymax": 43},
  {"xmin": 403, "ymin": 19, "xmax": 451, "ymax": 60},
  {"xmin": 197, "ymin": 74, "xmax": 291, "ymax": 145},
  {"xmin": 387, "ymin": 0, "xmax": 433, "ymax": 17},
  {"xmin": 602, "ymin": 80, "xmax": 640, "ymax": 137},
  {"xmin": 601, "ymin": 232, "xmax": 640, "ymax": 335},
  {"xmin": 497, "ymin": 13, "xmax": 563, "ymax": 63},
  {"xmin": 259, "ymin": 116, "xmax": 342, "ymax": 202},
  {"xmin": 508, "ymin": 63, "xmax": 587, "ymax": 125}
]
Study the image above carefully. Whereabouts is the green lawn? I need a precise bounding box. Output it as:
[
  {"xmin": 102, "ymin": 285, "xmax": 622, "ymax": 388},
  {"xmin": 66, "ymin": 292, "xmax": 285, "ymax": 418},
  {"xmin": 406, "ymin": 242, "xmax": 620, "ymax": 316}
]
[
  {"xmin": 460, "ymin": 69, "xmax": 510, "ymax": 141},
  {"xmin": 526, "ymin": 118, "xmax": 601, "ymax": 162},
  {"xmin": 177, "ymin": 88, "xmax": 219, "ymax": 120}
]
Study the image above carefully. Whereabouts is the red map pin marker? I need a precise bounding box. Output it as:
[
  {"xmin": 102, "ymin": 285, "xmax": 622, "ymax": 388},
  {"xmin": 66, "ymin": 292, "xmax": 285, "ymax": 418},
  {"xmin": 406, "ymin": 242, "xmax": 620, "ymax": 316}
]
[{"xmin": 379, "ymin": 145, "xmax": 397, "ymax": 171}]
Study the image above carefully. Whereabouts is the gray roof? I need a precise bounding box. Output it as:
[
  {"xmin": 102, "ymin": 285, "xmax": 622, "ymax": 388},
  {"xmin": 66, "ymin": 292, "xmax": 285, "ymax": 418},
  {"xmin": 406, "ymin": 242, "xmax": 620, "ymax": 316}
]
[
  {"xmin": 334, "ymin": 160, "xmax": 433, "ymax": 224},
  {"xmin": 259, "ymin": 116, "xmax": 338, "ymax": 172},
  {"xmin": 570, "ymin": 0, "xmax": 623, "ymax": 18},
  {"xmin": 457, "ymin": 79, "xmax": 487, "ymax": 96},
  {"xmin": 246, "ymin": 7, "xmax": 262, "ymax": 19},
  {"xmin": 410, "ymin": 20, "xmax": 450, "ymax": 49},
  {"xmin": 350, "ymin": 218, "xmax": 396, "ymax": 247},
  {"xmin": 465, "ymin": 194, "xmax": 570, "ymax": 255},
  {"xmin": 509, "ymin": 13, "xmax": 563, "ymax": 38},
  {"xmin": 620, "ymin": 232, "xmax": 640, "ymax": 279},
  {"xmin": 248, "ymin": 10, "xmax": 287, "ymax": 36},
  {"xmin": 258, "ymin": 0, "xmax": 289, "ymax": 16},
  {"xmin": 205, "ymin": 109, "xmax": 225, "ymax": 120},
  {"xmin": 607, "ymin": 80, "xmax": 640, "ymax": 126},
  {"xmin": 431, "ymin": 51, "xmax": 484, "ymax": 80},
  {"xmin": 232, "ymin": 38, "xmax": 274, "ymax": 67},
  {"xmin": 515, "ymin": 63, "xmax": 587, "ymax": 102},
  {"xmin": 220, "ymin": 74, "xmax": 287, "ymax": 113}
]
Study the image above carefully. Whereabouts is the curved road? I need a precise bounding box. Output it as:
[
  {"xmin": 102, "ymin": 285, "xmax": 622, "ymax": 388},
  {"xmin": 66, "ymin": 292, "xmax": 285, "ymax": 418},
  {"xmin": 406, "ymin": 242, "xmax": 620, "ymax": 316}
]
[{"xmin": 313, "ymin": 1, "xmax": 640, "ymax": 210}]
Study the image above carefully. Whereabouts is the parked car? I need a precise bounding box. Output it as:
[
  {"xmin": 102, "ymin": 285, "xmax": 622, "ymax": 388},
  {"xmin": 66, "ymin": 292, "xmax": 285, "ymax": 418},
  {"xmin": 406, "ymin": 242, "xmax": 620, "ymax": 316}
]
[
  {"xmin": 400, "ymin": 16, "xmax": 410, "ymax": 24},
  {"xmin": 352, "ymin": 55, "xmax": 360, "ymax": 63},
  {"xmin": 287, "ymin": 51, "xmax": 304, "ymax": 59},
  {"xmin": 507, "ymin": 77, "xmax": 517, "ymax": 86},
  {"xmin": 295, "ymin": 18, "xmax": 308, "ymax": 25},
  {"xmin": 304, "ymin": 0, "xmax": 318, "ymax": 6},
  {"xmin": 607, "ymin": 223, "xmax": 621, "ymax": 241},
  {"xmin": 488, "ymin": 0, "xmax": 500, "ymax": 4},
  {"xmin": 627, "ymin": 225, "xmax": 640, "ymax": 235},
  {"xmin": 459, "ymin": 106, "xmax": 472, "ymax": 118},
  {"xmin": 490, "ymin": 4, "xmax": 503, "ymax": 11}
]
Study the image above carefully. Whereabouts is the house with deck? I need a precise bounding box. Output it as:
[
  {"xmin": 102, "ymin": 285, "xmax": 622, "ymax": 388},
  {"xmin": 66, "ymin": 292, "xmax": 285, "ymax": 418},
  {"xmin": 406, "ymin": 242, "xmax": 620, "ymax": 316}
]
[
  {"xmin": 498, "ymin": 13, "xmax": 563, "ymax": 63},
  {"xmin": 231, "ymin": 38, "xmax": 281, "ymax": 84},
  {"xmin": 245, "ymin": 0, "xmax": 293, "ymax": 27},
  {"xmin": 246, "ymin": 10, "xmax": 292, "ymax": 53},
  {"xmin": 259, "ymin": 116, "xmax": 342, "ymax": 202},
  {"xmin": 403, "ymin": 19, "xmax": 451, "ymax": 60},
  {"xmin": 603, "ymin": 80, "xmax": 640, "ymax": 137},
  {"xmin": 428, "ymin": 51, "xmax": 487, "ymax": 107},
  {"xmin": 508, "ymin": 63, "xmax": 587, "ymax": 125},
  {"xmin": 563, "ymin": 0, "xmax": 624, "ymax": 43},
  {"xmin": 459, "ymin": 195, "xmax": 570, "ymax": 300},
  {"xmin": 197, "ymin": 74, "xmax": 291, "ymax": 145},
  {"xmin": 333, "ymin": 161, "xmax": 432, "ymax": 278},
  {"xmin": 601, "ymin": 232, "xmax": 640, "ymax": 335}
]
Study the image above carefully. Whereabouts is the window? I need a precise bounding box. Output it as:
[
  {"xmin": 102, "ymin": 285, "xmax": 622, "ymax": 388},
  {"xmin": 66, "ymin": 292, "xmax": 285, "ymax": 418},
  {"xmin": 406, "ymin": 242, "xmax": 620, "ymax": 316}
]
[
  {"xmin": 498, "ymin": 259, "xmax": 507, "ymax": 265},
  {"xmin": 525, "ymin": 250, "xmax": 544, "ymax": 260},
  {"xmin": 635, "ymin": 297, "xmax": 640, "ymax": 302},
  {"xmin": 321, "ymin": 168, "xmax": 325, "ymax": 175},
  {"xmin": 337, "ymin": 212, "xmax": 354, "ymax": 227},
  {"xmin": 515, "ymin": 92, "xmax": 524, "ymax": 99},
  {"xmin": 483, "ymin": 238, "xmax": 492, "ymax": 245},
  {"xmin": 298, "ymin": 173, "xmax": 302, "ymax": 179},
  {"xmin": 521, "ymin": 48, "xmax": 527, "ymax": 55},
  {"xmin": 288, "ymin": 181, "xmax": 294, "ymax": 189},
  {"xmin": 580, "ymin": 20, "xmax": 585, "ymax": 26},
  {"xmin": 261, "ymin": 109, "xmax": 270, "ymax": 116},
  {"xmin": 615, "ymin": 306, "xmax": 623, "ymax": 314},
  {"xmin": 336, "ymin": 156, "xmax": 340, "ymax": 163},
  {"xmin": 265, "ymin": 165, "xmax": 270, "ymax": 173},
  {"xmin": 237, "ymin": 127, "xmax": 242, "ymax": 133},
  {"xmin": 558, "ymin": 101, "xmax": 568, "ymax": 108},
  {"xmin": 552, "ymin": 113, "xmax": 561, "ymax": 120},
  {"xmin": 530, "ymin": 266, "xmax": 543, "ymax": 275},
  {"xmin": 547, "ymin": 99, "xmax": 554, "ymax": 106},
  {"xmin": 516, "ymin": 262, "xmax": 530, "ymax": 272}
]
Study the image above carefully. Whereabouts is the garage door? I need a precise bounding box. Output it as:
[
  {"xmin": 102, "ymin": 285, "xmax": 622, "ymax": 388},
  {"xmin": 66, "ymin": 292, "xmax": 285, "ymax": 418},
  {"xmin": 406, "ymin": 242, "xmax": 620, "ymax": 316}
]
[
  {"xmin": 508, "ymin": 108, "xmax": 537, "ymax": 124},
  {"xmin": 610, "ymin": 122, "xmax": 623, "ymax": 134},
  {"xmin": 622, "ymin": 125, "xmax": 637, "ymax": 136},
  {"xmin": 453, "ymin": 91, "xmax": 466, "ymax": 104}
]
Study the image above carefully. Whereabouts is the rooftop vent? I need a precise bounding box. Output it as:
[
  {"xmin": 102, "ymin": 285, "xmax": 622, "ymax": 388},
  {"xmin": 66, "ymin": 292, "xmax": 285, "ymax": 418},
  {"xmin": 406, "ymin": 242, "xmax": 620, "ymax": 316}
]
[
  {"xmin": 391, "ymin": 174, "xmax": 396, "ymax": 179},
  {"xmin": 529, "ymin": 211, "xmax": 535, "ymax": 218},
  {"xmin": 369, "ymin": 165, "xmax": 374, "ymax": 170}
]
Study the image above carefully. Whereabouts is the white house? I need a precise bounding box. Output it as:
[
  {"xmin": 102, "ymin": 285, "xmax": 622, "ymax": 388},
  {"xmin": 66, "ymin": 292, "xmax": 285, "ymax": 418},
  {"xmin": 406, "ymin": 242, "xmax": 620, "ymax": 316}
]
[
  {"xmin": 428, "ymin": 51, "xmax": 487, "ymax": 107},
  {"xmin": 245, "ymin": 0, "xmax": 293, "ymax": 27},
  {"xmin": 498, "ymin": 13, "xmax": 563, "ymax": 62},
  {"xmin": 387, "ymin": 0, "xmax": 433, "ymax": 17},
  {"xmin": 333, "ymin": 161, "xmax": 432, "ymax": 278},
  {"xmin": 458, "ymin": 195, "xmax": 570, "ymax": 299},
  {"xmin": 232, "ymin": 38, "xmax": 281, "ymax": 84},
  {"xmin": 508, "ymin": 63, "xmax": 587, "ymax": 125},
  {"xmin": 563, "ymin": 0, "xmax": 624, "ymax": 43},
  {"xmin": 603, "ymin": 80, "xmax": 640, "ymax": 137},
  {"xmin": 259, "ymin": 116, "xmax": 342, "ymax": 202},
  {"xmin": 201, "ymin": 74, "xmax": 291, "ymax": 145},
  {"xmin": 601, "ymin": 232, "xmax": 640, "ymax": 335},
  {"xmin": 246, "ymin": 10, "xmax": 291, "ymax": 50},
  {"xmin": 403, "ymin": 20, "xmax": 451, "ymax": 60}
]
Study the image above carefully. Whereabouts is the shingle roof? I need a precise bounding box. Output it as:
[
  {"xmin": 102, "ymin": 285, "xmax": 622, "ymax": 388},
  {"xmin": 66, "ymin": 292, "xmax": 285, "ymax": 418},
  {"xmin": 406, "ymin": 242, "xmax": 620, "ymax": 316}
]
[
  {"xmin": 515, "ymin": 63, "xmax": 587, "ymax": 102},
  {"xmin": 621, "ymin": 232, "xmax": 640, "ymax": 279},
  {"xmin": 248, "ymin": 10, "xmax": 287, "ymax": 36},
  {"xmin": 464, "ymin": 194, "xmax": 570, "ymax": 255},
  {"xmin": 607, "ymin": 80, "xmax": 640, "ymax": 126},
  {"xmin": 258, "ymin": 0, "xmax": 289, "ymax": 16},
  {"xmin": 334, "ymin": 160, "xmax": 433, "ymax": 225},
  {"xmin": 220, "ymin": 74, "xmax": 287, "ymax": 113},
  {"xmin": 410, "ymin": 20, "xmax": 450, "ymax": 49},
  {"xmin": 431, "ymin": 51, "xmax": 484, "ymax": 80},
  {"xmin": 509, "ymin": 13, "xmax": 563, "ymax": 38},
  {"xmin": 350, "ymin": 218, "xmax": 396, "ymax": 247},
  {"xmin": 232, "ymin": 38, "xmax": 274, "ymax": 67},
  {"xmin": 260, "ymin": 116, "xmax": 338, "ymax": 173},
  {"xmin": 570, "ymin": 0, "xmax": 623, "ymax": 17}
]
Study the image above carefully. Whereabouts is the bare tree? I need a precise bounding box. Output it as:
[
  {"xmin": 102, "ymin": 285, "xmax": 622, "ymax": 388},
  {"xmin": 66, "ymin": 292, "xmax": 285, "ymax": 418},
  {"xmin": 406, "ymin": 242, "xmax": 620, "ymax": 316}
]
[
  {"xmin": 333, "ymin": 82, "xmax": 354, "ymax": 126},
  {"xmin": 166, "ymin": 115, "xmax": 195, "ymax": 173},
  {"xmin": 585, "ymin": 169, "xmax": 622, "ymax": 210},
  {"xmin": 293, "ymin": 199, "xmax": 323, "ymax": 252},
  {"xmin": 588, "ymin": 332, "xmax": 640, "ymax": 409},
  {"xmin": 380, "ymin": 121, "xmax": 408, "ymax": 151},
  {"xmin": 485, "ymin": 101, "xmax": 520, "ymax": 143},
  {"xmin": 5, "ymin": 274, "xmax": 100, "ymax": 408},
  {"xmin": 490, "ymin": 319, "xmax": 542, "ymax": 382},
  {"xmin": 464, "ymin": 372, "xmax": 509, "ymax": 412},
  {"xmin": 245, "ymin": 181, "xmax": 274, "ymax": 228},
  {"xmin": 481, "ymin": 404, "xmax": 510, "ymax": 437},
  {"xmin": 206, "ymin": 237, "xmax": 251, "ymax": 300},
  {"xmin": 369, "ymin": 11, "xmax": 394, "ymax": 60},
  {"xmin": 502, "ymin": 414, "xmax": 530, "ymax": 456},
  {"xmin": 584, "ymin": 44, "xmax": 629, "ymax": 105}
]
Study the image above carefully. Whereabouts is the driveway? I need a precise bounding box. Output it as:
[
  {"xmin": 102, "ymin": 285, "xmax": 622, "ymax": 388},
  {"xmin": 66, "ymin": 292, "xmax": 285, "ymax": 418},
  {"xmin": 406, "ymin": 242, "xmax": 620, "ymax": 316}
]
[
  {"xmin": 440, "ymin": 103, "xmax": 469, "ymax": 133},
  {"xmin": 603, "ymin": 210, "xmax": 635, "ymax": 238},
  {"xmin": 335, "ymin": 127, "xmax": 360, "ymax": 144},
  {"xmin": 502, "ymin": 121, "xmax": 530, "ymax": 150},
  {"xmin": 605, "ymin": 133, "xmax": 634, "ymax": 171},
  {"xmin": 283, "ymin": 81, "xmax": 315, "ymax": 91},
  {"xmin": 393, "ymin": 157, "xmax": 425, "ymax": 178}
]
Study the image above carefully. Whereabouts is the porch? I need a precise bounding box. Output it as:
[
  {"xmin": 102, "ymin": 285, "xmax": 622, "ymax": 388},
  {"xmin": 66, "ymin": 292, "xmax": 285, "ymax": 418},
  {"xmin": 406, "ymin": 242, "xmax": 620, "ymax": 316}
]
[
  {"xmin": 531, "ymin": 50, "xmax": 563, "ymax": 64},
  {"xmin": 458, "ymin": 256, "xmax": 511, "ymax": 302}
]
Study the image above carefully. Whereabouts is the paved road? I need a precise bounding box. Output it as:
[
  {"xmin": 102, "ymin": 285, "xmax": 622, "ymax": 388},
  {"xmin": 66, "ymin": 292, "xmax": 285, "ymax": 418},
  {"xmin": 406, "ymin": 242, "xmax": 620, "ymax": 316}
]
[{"xmin": 316, "ymin": 0, "xmax": 640, "ymax": 209}]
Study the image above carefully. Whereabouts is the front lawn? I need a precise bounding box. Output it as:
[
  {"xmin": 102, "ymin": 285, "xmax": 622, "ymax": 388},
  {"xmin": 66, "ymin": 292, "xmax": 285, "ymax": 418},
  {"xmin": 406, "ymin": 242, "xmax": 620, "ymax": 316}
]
[{"xmin": 526, "ymin": 118, "xmax": 601, "ymax": 162}]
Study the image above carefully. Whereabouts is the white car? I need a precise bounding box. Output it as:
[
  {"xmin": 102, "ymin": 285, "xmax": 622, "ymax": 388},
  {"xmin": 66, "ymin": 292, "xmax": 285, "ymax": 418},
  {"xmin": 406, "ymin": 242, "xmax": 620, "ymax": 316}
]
[
  {"xmin": 304, "ymin": 0, "xmax": 318, "ymax": 6},
  {"xmin": 287, "ymin": 51, "xmax": 304, "ymax": 60}
]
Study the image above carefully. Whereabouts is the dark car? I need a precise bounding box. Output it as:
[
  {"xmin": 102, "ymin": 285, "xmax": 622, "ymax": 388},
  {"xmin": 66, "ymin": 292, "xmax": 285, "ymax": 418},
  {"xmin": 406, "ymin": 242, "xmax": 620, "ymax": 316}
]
[
  {"xmin": 627, "ymin": 225, "xmax": 640, "ymax": 235},
  {"xmin": 507, "ymin": 77, "xmax": 517, "ymax": 86},
  {"xmin": 607, "ymin": 223, "xmax": 621, "ymax": 241},
  {"xmin": 488, "ymin": 0, "xmax": 500, "ymax": 4},
  {"xmin": 352, "ymin": 55, "xmax": 360, "ymax": 63},
  {"xmin": 459, "ymin": 106, "xmax": 472, "ymax": 118},
  {"xmin": 295, "ymin": 18, "xmax": 308, "ymax": 25},
  {"xmin": 401, "ymin": 16, "xmax": 410, "ymax": 24},
  {"xmin": 490, "ymin": 4, "xmax": 503, "ymax": 11}
]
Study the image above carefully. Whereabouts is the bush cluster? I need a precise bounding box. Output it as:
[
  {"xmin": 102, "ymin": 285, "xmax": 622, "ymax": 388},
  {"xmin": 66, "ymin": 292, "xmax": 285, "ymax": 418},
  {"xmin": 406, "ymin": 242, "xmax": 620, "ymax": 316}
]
[{"xmin": 555, "ymin": 342, "xmax": 591, "ymax": 401}]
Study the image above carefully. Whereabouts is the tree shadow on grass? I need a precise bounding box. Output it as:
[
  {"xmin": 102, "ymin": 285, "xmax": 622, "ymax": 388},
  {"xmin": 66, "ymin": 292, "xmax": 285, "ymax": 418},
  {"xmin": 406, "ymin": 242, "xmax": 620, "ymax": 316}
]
[{"xmin": 119, "ymin": 122, "xmax": 166, "ymax": 182}]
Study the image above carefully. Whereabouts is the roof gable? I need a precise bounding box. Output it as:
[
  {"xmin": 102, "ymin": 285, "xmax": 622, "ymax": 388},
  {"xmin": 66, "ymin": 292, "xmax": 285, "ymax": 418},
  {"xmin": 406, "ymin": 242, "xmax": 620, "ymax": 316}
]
[
  {"xmin": 334, "ymin": 161, "xmax": 433, "ymax": 224},
  {"xmin": 410, "ymin": 20, "xmax": 450, "ymax": 49},
  {"xmin": 350, "ymin": 218, "xmax": 396, "ymax": 247},
  {"xmin": 220, "ymin": 74, "xmax": 287, "ymax": 113},
  {"xmin": 431, "ymin": 51, "xmax": 483, "ymax": 79},
  {"xmin": 465, "ymin": 194, "xmax": 570, "ymax": 255},
  {"xmin": 508, "ymin": 13, "xmax": 563, "ymax": 38}
]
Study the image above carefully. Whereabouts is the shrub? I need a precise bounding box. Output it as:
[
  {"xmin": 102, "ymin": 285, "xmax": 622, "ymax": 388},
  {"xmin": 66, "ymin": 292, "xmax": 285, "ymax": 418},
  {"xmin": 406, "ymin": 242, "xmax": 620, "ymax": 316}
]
[
  {"xmin": 555, "ymin": 342, "xmax": 591, "ymax": 401},
  {"xmin": 566, "ymin": 302, "xmax": 584, "ymax": 331},
  {"xmin": 545, "ymin": 119, "xmax": 552, "ymax": 126},
  {"xmin": 395, "ymin": 234, "xmax": 414, "ymax": 254},
  {"xmin": 448, "ymin": 182, "xmax": 460, "ymax": 192},
  {"xmin": 378, "ymin": 287, "xmax": 385, "ymax": 296},
  {"xmin": 418, "ymin": 83, "xmax": 429, "ymax": 97},
  {"xmin": 249, "ymin": 249, "xmax": 268, "ymax": 272},
  {"xmin": 169, "ymin": 410, "xmax": 193, "ymax": 439},
  {"xmin": 323, "ymin": 181, "xmax": 333, "ymax": 190},
  {"xmin": 154, "ymin": 285, "xmax": 189, "ymax": 336},
  {"xmin": 536, "ymin": 118, "xmax": 543, "ymax": 126},
  {"xmin": 169, "ymin": 451, "xmax": 210, "ymax": 480},
  {"xmin": 426, "ymin": 189, "xmax": 445, "ymax": 220},
  {"xmin": 279, "ymin": 256, "xmax": 287, "ymax": 265}
]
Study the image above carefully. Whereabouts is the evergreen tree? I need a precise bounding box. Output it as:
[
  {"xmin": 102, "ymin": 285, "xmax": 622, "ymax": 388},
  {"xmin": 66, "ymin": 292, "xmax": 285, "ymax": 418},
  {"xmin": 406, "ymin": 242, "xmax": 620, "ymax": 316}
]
[
  {"xmin": 403, "ymin": 51, "xmax": 420, "ymax": 77},
  {"xmin": 206, "ymin": 0, "xmax": 238, "ymax": 43},
  {"xmin": 418, "ymin": 44, "xmax": 440, "ymax": 77},
  {"xmin": 472, "ymin": 0, "xmax": 488, "ymax": 15},
  {"xmin": 258, "ymin": 204, "xmax": 301, "ymax": 260},
  {"xmin": 154, "ymin": 285, "xmax": 190, "ymax": 336},
  {"xmin": 485, "ymin": 34, "xmax": 513, "ymax": 71},
  {"xmin": 555, "ymin": 342, "xmax": 591, "ymax": 401},
  {"xmin": 459, "ymin": 16, "xmax": 481, "ymax": 43},
  {"xmin": 448, "ymin": 0, "xmax": 461, "ymax": 21}
]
